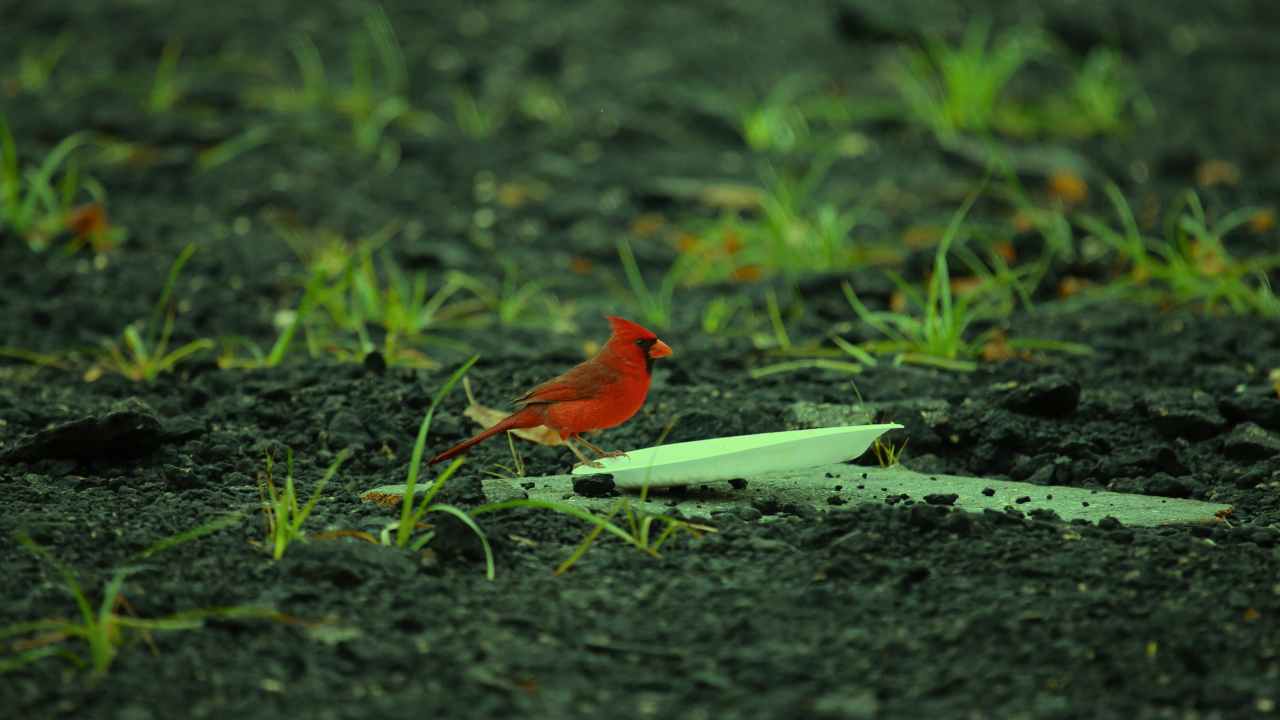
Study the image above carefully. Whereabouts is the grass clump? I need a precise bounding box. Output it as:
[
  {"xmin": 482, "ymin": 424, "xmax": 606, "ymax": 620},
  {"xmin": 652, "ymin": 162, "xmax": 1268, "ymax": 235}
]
[
  {"xmin": 888, "ymin": 20, "xmax": 1144, "ymax": 141},
  {"xmin": 843, "ymin": 189, "xmax": 1091, "ymax": 371},
  {"xmin": 259, "ymin": 447, "xmax": 353, "ymax": 560},
  {"xmin": 1077, "ymin": 185, "xmax": 1280, "ymax": 315},
  {"xmin": 93, "ymin": 243, "xmax": 213, "ymax": 381},
  {"xmin": 380, "ymin": 356, "xmax": 495, "ymax": 579},
  {"xmin": 890, "ymin": 21, "xmax": 1049, "ymax": 140},
  {"xmin": 247, "ymin": 4, "xmax": 440, "ymax": 172},
  {"xmin": 1, "ymin": 116, "xmax": 122, "ymax": 251},
  {"xmin": 2, "ymin": 531, "xmax": 277, "ymax": 680},
  {"xmin": 474, "ymin": 483, "xmax": 714, "ymax": 575}
]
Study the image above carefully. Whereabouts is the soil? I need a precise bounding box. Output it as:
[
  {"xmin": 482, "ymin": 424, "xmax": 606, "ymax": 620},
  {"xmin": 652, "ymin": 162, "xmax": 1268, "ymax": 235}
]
[{"xmin": 3, "ymin": 1, "xmax": 1280, "ymax": 718}]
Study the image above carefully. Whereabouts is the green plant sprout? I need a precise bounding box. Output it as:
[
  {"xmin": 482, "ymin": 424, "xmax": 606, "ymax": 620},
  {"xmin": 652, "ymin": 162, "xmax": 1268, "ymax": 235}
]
[
  {"xmin": 148, "ymin": 38, "xmax": 184, "ymax": 113},
  {"xmin": 1076, "ymin": 184, "xmax": 1280, "ymax": 315},
  {"xmin": 872, "ymin": 437, "xmax": 908, "ymax": 467},
  {"xmin": 889, "ymin": 20, "xmax": 1049, "ymax": 140},
  {"xmin": 1049, "ymin": 47, "xmax": 1148, "ymax": 137},
  {"xmin": 247, "ymin": 5, "xmax": 441, "ymax": 171},
  {"xmin": 451, "ymin": 86, "xmax": 510, "ymax": 140},
  {"xmin": 2, "ymin": 532, "xmax": 277, "ymax": 680},
  {"xmin": 0, "ymin": 116, "xmax": 91, "ymax": 245},
  {"xmin": 677, "ymin": 160, "xmax": 884, "ymax": 283},
  {"xmin": 336, "ymin": 238, "xmax": 480, "ymax": 365},
  {"xmin": 447, "ymin": 258, "xmax": 571, "ymax": 331},
  {"xmin": 749, "ymin": 291, "xmax": 876, "ymax": 379},
  {"xmin": 616, "ymin": 236, "xmax": 695, "ymax": 331},
  {"xmin": 740, "ymin": 77, "xmax": 814, "ymax": 153},
  {"xmin": 96, "ymin": 244, "xmax": 214, "ymax": 381},
  {"xmin": 14, "ymin": 32, "xmax": 72, "ymax": 93},
  {"xmin": 473, "ymin": 484, "xmax": 714, "ymax": 575},
  {"xmin": 843, "ymin": 189, "xmax": 1090, "ymax": 371},
  {"xmin": 756, "ymin": 160, "xmax": 869, "ymax": 274},
  {"xmin": 196, "ymin": 126, "xmax": 274, "ymax": 173},
  {"xmin": 380, "ymin": 356, "xmax": 495, "ymax": 580},
  {"xmin": 259, "ymin": 447, "xmax": 353, "ymax": 560},
  {"xmin": 217, "ymin": 267, "xmax": 327, "ymax": 370}
]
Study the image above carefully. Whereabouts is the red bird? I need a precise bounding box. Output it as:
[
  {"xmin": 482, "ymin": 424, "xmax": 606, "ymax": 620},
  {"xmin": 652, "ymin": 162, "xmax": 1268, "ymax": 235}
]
[{"xmin": 428, "ymin": 316, "xmax": 672, "ymax": 467}]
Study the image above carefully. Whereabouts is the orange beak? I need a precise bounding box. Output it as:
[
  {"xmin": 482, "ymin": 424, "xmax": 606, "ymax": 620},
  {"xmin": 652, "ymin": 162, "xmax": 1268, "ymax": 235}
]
[{"xmin": 649, "ymin": 340, "xmax": 672, "ymax": 358}]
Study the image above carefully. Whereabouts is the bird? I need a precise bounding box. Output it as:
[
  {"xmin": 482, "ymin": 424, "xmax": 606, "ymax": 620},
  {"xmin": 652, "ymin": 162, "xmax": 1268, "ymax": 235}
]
[{"xmin": 428, "ymin": 316, "xmax": 672, "ymax": 467}]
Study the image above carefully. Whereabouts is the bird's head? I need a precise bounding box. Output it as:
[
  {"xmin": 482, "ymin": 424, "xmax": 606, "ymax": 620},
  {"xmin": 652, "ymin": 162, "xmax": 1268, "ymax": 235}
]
[{"xmin": 605, "ymin": 316, "xmax": 672, "ymax": 373}]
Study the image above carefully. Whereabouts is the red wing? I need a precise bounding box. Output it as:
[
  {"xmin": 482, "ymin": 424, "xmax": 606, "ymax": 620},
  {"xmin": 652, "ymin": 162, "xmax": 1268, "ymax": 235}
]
[{"xmin": 514, "ymin": 360, "xmax": 619, "ymax": 406}]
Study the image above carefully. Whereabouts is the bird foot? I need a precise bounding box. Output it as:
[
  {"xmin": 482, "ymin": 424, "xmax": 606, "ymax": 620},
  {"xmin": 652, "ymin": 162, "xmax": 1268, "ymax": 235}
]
[{"xmin": 572, "ymin": 458, "xmax": 607, "ymax": 470}]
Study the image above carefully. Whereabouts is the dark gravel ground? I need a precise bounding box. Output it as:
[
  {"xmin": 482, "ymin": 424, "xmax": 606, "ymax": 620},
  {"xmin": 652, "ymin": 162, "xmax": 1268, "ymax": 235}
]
[{"xmin": 2, "ymin": 1, "xmax": 1279, "ymax": 717}]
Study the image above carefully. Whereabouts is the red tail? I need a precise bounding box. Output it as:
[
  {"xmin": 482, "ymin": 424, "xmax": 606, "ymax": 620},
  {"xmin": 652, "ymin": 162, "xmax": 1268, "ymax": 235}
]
[{"xmin": 428, "ymin": 407, "xmax": 542, "ymax": 465}]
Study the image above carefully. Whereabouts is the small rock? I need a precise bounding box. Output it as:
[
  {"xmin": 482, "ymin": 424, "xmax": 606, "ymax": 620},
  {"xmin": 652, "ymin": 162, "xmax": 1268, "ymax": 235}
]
[
  {"xmin": 363, "ymin": 351, "xmax": 387, "ymax": 374},
  {"xmin": 1000, "ymin": 374, "xmax": 1081, "ymax": 417},
  {"xmin": 1025, "ymin": 464, "xmax": 1056, "ymax": 486},
  {"xmin": 1234, "ymin": 466, "xmax": 1272, "ymax": 489},
  {"xmin": 1142, "ymin": 389, "xmax": 1225, "ymax": 440},
  {"xmin": 1145, "ymin": 473, "xmax": 1196, "ymax": 498},
  {"xmin": 1, "ymin": 399, "xmax": 166, "ymax": 463},
  {"xmin": 1221, "ymin": 422, "xmax": 1280, "ymax": 461},
  {"xmin": 728, "ymin": 478, "xmax": 748, "ymax": 490},
  {"xmin": 923, "ymin": 493, "xmax": 958, "ymax": 506},
  {"xmin": 572, "ymin": 474, "xmax": 615, "ymax": 497}
]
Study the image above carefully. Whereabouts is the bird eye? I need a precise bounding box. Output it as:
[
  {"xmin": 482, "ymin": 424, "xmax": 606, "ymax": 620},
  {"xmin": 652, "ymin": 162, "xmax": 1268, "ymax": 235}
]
[{"xmin": 635, "ymin": 338, "xmax": 655, "ymax": 348}]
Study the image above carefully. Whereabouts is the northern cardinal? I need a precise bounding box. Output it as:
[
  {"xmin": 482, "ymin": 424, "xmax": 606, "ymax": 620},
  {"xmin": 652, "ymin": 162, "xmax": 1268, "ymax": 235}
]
[{"xmin": 428, "ymin": 316, "xmax": 672, "ymax": 467}]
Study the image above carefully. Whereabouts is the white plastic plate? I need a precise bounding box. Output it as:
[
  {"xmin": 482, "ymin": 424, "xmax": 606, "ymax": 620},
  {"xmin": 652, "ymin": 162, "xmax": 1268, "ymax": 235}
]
[{"xmin": 570, "ymin": 423, "xmax": 904, "ymax": 488}]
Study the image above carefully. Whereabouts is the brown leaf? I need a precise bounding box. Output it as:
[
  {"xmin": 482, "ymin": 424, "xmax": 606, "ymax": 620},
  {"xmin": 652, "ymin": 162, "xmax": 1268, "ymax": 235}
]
[
  {"xmin": 1046, "ymin": 171, "xmax": 1088, "ymax": 205},
  {"xmin": 1249, "ymin": 208, "xmax": 1275, "ymax": 235}
]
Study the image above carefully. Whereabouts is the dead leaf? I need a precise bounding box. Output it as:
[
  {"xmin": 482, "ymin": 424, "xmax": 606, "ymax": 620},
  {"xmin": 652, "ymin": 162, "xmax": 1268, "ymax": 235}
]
[
  {"xmin": 1196, "ymin": 160, "xmax": 1240, "ymax": 188},
  {"xmin": 1248, "ymin": 208, "xmax": 1275, "ymax": 235},
  {"xmin": 629, "ymin": 213, "xmax": 666, "ymax": 237},
  {"xmin": 1057, "ymin": 276, "xmax": 1093, "ymax": 299},
  {"xmin": 358, "ymin": 491, "xmax": 404, "ymax": 508},
  {"xmin": 980, "ymin": 329, "xmax": 1016, "ymax": 362},
  {"xmin": 992, "ymin": 241, "xmax": 1017, "ymax": 264},
  {"xmin": 902, "ymin": 225, "xmax": 942, "ymax": 250},
  {"xmin": 1047, "ymin": 171, "xmax": 1088, "ymax": 205}
]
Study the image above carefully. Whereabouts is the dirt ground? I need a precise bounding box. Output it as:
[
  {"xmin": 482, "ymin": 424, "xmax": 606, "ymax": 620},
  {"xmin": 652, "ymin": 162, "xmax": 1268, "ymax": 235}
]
[{"xmin": 2, "ymin": 1, "xmax": 1279, "ymax": 718}]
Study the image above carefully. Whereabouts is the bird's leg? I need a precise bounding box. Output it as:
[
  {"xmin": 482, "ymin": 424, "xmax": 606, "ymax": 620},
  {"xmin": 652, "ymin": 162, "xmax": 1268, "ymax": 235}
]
[
  {"xmin": 576, "ymin": 434, "xmax": 628, "ymax": 460},
  {"xmin": 565, "ymin": 436, "xmax": 605, "ymax": 469}
]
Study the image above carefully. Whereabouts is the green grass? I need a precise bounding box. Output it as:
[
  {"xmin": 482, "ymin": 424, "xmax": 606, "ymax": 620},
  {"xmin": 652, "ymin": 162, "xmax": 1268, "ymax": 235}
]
[
  {"xmin": 3, "ymin": 532, "xmax": 277, "ymax": 680},
  {"xmin": 842, "ymin": 188, "xmax": 1091, "ymax": 371},
  {"xmin": 380, "ymin": 356, "xmax": 495, "ymax": 579},
  {"xmin": 216, "ymin": 266, "xmax": 326, "ymax": 370},
  {"xmin": 247, "ymin": 5, "xmax": 441, "ymax": 172},
  {"xmin": 473, "ymin": 483, "xmax": 714, "ymax": 575},
  {"xmin": 1077, "ymin": 184, "xmax": 1280, "ymax": 315},
  {"xmin": 324, "ymin": 233, "xmax": 481, "ymax": 366},
  {"xmin": 890, "ymin": 20, "xmax": 1048, "ymax": 140},
  {"xmin": 147, "ymin": 38, "xmax": 185, "ymax": 113},
  {"xmin": 96, "ymin": 243, "xmax": 214, "ymax": 381},
  {"xmin": 0, "ymin": 115, "xmax": 92, "ymax": 246},
  {"xmin": 673, "ymin": 160, "xmax": 883, "ymax": 285},
  {"xmin": 889, "ymin": 21, "xmax": 1142, "ymax": 141},
  {"xmin": 616, "ymin": 236, "xmax": 694, "ymax": 331},
  {"xmin": 446, "ymin": 258, "xmax": 574, "ymax": 332},
  {"xmin": 259, "ymin": 447, "xmax": 353, "ymax": 560},
  {"xmin": 14, "ymin": 32, "xmax": 72, "ymax": 93}
]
